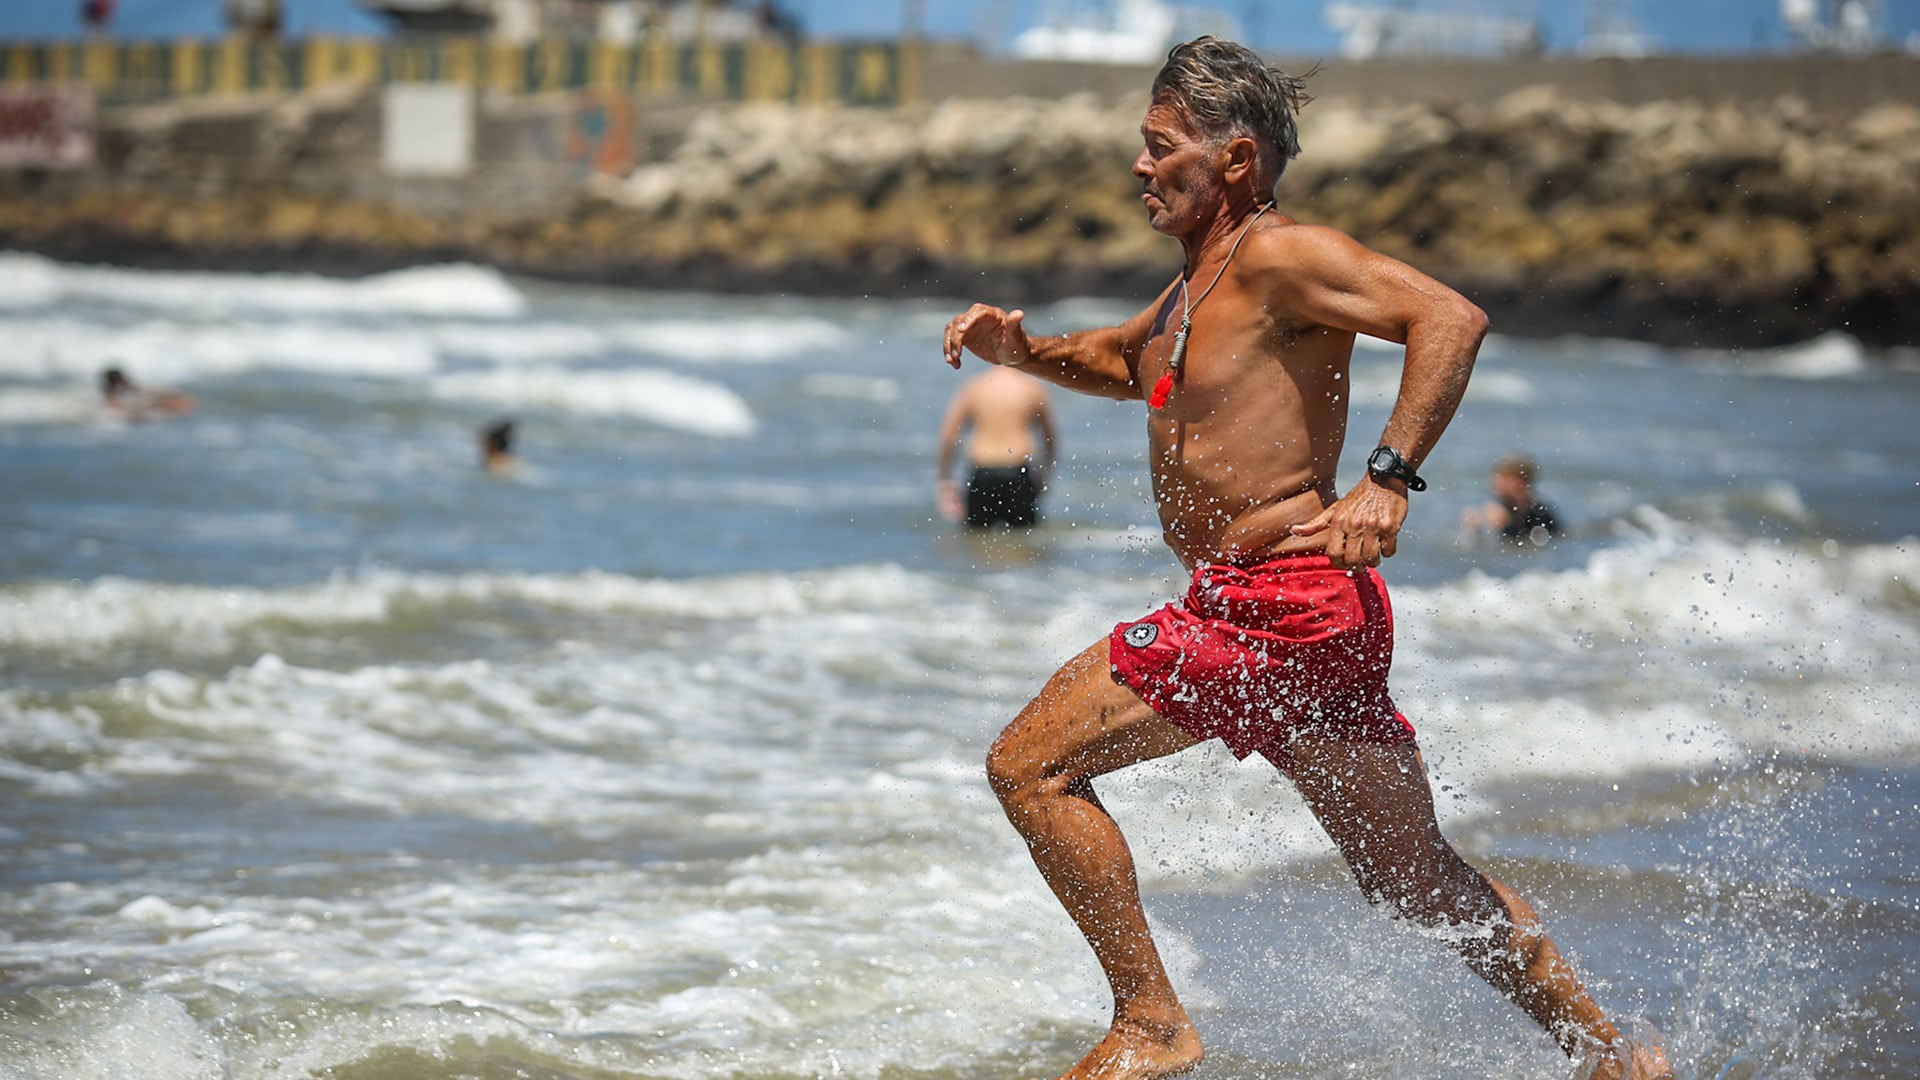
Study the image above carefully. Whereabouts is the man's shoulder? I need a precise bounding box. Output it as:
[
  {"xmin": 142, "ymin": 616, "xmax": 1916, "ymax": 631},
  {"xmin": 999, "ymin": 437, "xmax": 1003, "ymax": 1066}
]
[
  {"xmin": 1245, "ymin": 220, "xmax": 1366, "ymax": 266},
  {"xmin": 1231, "ymin": 222, "xmax": 1370, "ymax": 322}
]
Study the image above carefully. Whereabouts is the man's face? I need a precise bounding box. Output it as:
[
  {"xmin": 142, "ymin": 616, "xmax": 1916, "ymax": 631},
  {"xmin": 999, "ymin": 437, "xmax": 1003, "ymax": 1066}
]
[
  {"xmin": 1492, "ymin": 469, "xmax": 1529, "ymax": 507},
  {"xmin": 1133, "ymin": 100, "xmax": 1224, "ymax": 237}
]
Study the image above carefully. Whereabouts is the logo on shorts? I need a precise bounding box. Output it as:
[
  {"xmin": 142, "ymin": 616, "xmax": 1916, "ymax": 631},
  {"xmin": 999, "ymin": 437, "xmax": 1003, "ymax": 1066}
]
[{"xmin": 1123, "ymin": 622, "xmax": 1159, "ymax": 648}]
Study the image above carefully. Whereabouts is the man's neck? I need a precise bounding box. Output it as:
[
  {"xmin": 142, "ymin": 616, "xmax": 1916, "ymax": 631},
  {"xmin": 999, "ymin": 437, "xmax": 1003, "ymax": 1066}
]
[{"xmin": 1179, "ymin": 191, "xmax": 1273, "ymax": 277}]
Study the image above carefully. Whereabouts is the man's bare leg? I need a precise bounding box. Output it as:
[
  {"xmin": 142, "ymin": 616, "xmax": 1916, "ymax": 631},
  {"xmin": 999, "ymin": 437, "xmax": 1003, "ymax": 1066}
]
[
  {"xmin": 986, "ymin": 640, "xmax": 1205, "ymax": 1080},
  {"xmin": 1285, "ymin": 736, "xmax": 1673, "ymax": 1080}
]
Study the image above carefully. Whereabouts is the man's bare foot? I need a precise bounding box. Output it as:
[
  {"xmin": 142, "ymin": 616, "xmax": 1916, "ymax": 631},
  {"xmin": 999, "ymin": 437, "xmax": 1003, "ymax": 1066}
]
[
  {"xmin": 1047, "ymin": 1014, "xmax": 1203, "ymax": 1080},
  {"xmin": 1579, "ymin": 1033, "xmax": 1675, "ymax": 1080}
]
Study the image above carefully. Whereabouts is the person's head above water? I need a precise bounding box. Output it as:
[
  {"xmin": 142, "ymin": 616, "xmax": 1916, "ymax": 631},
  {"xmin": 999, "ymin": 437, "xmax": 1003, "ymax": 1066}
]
[
  {"xmin": 1491, "ymin": 452, "xmax": 1539, "ymax": 506},
  {"xmin": 101, "ymin": 367, "xmax": 132, "ymax": 398},
  {"xmin": 482, "ymin": 419, "xmax": 514, "ymax": 457}
]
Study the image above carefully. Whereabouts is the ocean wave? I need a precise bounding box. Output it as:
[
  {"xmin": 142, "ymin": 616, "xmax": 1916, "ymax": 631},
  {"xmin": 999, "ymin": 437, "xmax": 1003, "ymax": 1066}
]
[
  {"xmin": 1724, "ymin": 331, "xmax": 1871, "ymax": 380},
  {"xmin": 0, "ymin": 564, "xmax": 933, "ymax": 656},
  {"xmin": 429, "ymin": 365, "xmax": 755, "ymax": 435},
  {"xmin": 607, "ymin": 316, "xmax": 851, "ymax": 363},
  {"xmin": 1549, "ymin": 329, "xmax": 1876, "ymax": 380},
  {"xmin": 0, "ymin": 385, "xmax": 109, "ymax": 425},
  {"xmin": 1349, "ymin": 357, "xmax": 1533, "ymax": 406},
  {"xmin": 426, "ymin": 321, "xmax": 615, "ymax": 364},
  {"xmin": 1405, "ymin": 523, "xmax": 1918, "ymax": 655},
  {"xmin": 0, "ymin": 315, "xmax": 441, "ymax": 383},
  {"xmin": 1392, "ymin": 523, "xmax": 1920, "ymax": 776},
  {"xmin": 0, "ymin": 253, "xmax": 527, "ymax": 319},
  {"xmin": 0, "ymin": 312, "xmax": 845, "ymax": 386}
]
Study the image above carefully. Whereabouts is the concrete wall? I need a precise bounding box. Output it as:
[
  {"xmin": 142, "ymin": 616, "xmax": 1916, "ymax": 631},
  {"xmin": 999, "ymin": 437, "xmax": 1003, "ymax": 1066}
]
[
  {"xmin": 7, "ymin": 35, "xmax": 1916, "ymax": 113},
  {"xmin": 919, "ymin": 44, "xmax": 1920, "ymax": 112}
]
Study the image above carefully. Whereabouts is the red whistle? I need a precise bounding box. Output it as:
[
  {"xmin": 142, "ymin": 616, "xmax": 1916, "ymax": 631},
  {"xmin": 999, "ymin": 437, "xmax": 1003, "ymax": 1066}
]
[{"xmin": 1148, "ymin": 371, "xmax": 1174, "ymax": 410}]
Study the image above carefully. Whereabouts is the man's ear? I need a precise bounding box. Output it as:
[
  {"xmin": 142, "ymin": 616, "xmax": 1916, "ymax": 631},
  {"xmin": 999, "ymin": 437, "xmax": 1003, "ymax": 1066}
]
[{"xmin": 1220, "ymin": 136, "xmax": 1259, "ymax": 185}]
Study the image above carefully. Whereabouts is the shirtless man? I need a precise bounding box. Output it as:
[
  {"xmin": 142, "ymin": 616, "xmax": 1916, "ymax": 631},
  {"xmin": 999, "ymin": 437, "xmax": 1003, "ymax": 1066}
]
[
  {"xmin": 935, "ymin": 365, "xmax": 1057, "ymax": 528},
  {"xmin": 941, "ymin": 37, "xmax": 1669, "ymax": 1080}
]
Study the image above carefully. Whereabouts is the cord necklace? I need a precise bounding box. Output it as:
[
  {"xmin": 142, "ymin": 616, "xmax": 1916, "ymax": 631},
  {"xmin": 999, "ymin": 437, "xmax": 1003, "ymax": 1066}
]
[{"xmin": 1149, "ymin": 201, "xmax": 1274, "ymax": 411}]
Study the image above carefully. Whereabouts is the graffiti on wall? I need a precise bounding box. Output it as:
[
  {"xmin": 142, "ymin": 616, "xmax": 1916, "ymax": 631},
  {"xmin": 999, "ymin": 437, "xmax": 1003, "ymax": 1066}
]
[{"xmin": 0, "ymin": 83, "xmax": 93, "ymax": 168}]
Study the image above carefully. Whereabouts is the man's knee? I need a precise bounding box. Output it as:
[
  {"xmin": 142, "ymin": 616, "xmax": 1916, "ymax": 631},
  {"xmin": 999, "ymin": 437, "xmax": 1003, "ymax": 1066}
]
[
  {"xmin": 986, "ymin": 719, "xmax": 1049, "ymax": 806},
  {"xmin": 986, "ymin": 712, "xmax": 1083, "ymax": 819},
  {"xmin": 985, "ymin": 732, "xmax": 1024, "ymax": 802}
]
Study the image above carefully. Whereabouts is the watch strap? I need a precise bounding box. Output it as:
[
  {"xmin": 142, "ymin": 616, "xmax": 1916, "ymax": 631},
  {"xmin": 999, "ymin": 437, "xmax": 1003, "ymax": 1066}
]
[{"xmin": 1368, "ymin": 446, "xmax": 1428, "ymax": 492}]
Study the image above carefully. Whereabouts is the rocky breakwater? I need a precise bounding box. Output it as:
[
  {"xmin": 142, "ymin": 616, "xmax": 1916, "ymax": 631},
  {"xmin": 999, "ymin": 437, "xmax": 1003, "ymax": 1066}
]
[
  {"xmin": 586, "ymin": 89, "xmax": 1920, "ymax": 346},
  {"xmin": 2, "ymin": 85, "xmax": 1916, "ymax": 346}
]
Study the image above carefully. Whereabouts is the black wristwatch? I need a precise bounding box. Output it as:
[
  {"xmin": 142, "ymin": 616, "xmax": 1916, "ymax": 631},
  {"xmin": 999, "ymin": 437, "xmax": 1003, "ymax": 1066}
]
[{"xmin": 1366, "ymin": 445, "xmax": 1427, "ymax": 492}]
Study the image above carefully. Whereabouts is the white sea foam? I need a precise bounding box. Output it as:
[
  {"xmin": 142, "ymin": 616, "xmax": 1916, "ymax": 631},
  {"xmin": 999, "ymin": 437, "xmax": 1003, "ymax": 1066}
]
[
  {"xmin": 1393, "ymin": 525, "xmax": 1920, "ymax": 779},
  {"xmin": 426, "ymin": 321, "xmax": 615, "ymax": 364},
  {"xmin": 0, "ymin": 385, "xmax": 108, "ymax": 425},
  {"xmin": 0, "ymin": 986, "xmax": 228, "ymax": 1080},
  {"xmin": 0, "ymin": 253, "xmax": 527, "ymax": 319},
  {"xmin": 0, "ymin": 539, "xmax": 1909, "ymax": 1077},
  {"xmin": 0, "ymin": 564, "xmax": 931, "ymax": 655},
  {"xmin": 1349, "ymin": 358, "xmax": 1533, "ymax": 406},
  {"xmin": 0, "ymin": 582, "xmax": 1128, "ymax": 1074},
  {"xmin": 1728, "ymin": 331, "xmax": 1871, "ymax": 380},
  {"xmin": 429, "ymin": 365, "xmax": 756, "ymax": 435},
  {"xmin": 0, "ymin": 251, "xmax": 65, "ymax": 310},
  {"xmin": 608, "ymin": 315, "xmax": 851, "ymax": 363},
  {"xmin": 0, "ymin": 315, "xmax": 440, "ymax": 382}
]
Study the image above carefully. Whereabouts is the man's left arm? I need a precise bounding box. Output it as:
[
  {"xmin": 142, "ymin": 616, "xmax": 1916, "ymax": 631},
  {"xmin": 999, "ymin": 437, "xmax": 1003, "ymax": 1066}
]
[{"xmin": 1274, "ymin": 226, "xmax": 1490, "ymax": 568}]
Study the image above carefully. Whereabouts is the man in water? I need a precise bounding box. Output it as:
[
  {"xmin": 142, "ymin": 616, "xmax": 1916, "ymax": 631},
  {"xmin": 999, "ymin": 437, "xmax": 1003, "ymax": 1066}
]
[
  {"xmin": 941, "ymin": 37, "xmax": 1668, "ymax": 1080},
  {"xmin": 935, "ymin": 365, "xmax": 1057, "ymax": 528},
  {"xmin": 1463, "ymin": 451, "xmax": 1563, "ymax": 546},
  {"xmin": 100, "ymin": 366, "xmax": 195, "ymax": 421},
  {"xmin": 479, "ymin": 418, "xmax": 519, "ymax": 476}
]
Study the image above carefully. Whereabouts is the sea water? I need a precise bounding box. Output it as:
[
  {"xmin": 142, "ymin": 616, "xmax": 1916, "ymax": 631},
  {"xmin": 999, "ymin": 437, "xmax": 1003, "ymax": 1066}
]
[{"xmin": 0, "ymin": 252, "xmax": 1915, "ymax": 1080}]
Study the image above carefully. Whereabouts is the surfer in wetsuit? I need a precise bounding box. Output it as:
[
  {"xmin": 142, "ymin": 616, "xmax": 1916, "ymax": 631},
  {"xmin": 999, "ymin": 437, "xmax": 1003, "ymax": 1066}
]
[
  {"xmin": 935, "ymin": 365, "xmax": 1056, "ymax": 528},
  {"xmin": 940, "ymin": 36, "xmax": 1670, "ymax": 1080}
]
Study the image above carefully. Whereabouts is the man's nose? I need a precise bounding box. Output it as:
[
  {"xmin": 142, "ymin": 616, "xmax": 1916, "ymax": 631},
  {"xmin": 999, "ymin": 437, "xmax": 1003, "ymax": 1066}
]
[{"xmin": 1131, "ymin": 149, "xmax": 1151, "ymax": 180}]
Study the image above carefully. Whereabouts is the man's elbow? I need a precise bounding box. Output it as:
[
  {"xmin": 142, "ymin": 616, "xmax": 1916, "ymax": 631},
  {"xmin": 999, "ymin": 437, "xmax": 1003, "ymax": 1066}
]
[
  {"xmin": 1453, "ymin": 298, "xmax": 1490, "ymax": 347},
  {"xmin": 1407, "ymin": 297, "xmax": 1488, "ymax": 353}
]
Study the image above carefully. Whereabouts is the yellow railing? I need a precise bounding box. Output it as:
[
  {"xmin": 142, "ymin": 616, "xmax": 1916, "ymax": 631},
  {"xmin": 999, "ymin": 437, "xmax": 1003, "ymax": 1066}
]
[{"xmin": 0, "ymin": 37, "xmax": 914, "ymax": 104}]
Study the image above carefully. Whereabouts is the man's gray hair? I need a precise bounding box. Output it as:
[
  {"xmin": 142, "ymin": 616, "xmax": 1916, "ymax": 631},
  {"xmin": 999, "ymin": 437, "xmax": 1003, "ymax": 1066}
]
[{"xmin": 1151, "ymin": 36, "xmax": 1312, "ymax": 185}]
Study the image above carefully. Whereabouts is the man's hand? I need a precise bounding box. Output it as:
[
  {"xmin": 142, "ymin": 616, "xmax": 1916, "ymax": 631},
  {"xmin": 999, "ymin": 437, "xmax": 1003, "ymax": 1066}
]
[
  {"xmin": 943, "ymin": 305, "xmax": 1031, "ymax": 370},
  {"xmin": 1289, "ymin": 476, "xmax": 1409, "ymax": 569}
]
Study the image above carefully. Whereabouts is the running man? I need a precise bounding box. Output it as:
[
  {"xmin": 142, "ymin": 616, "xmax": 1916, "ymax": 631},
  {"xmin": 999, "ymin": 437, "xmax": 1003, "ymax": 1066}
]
[
  {"xmin": 935, "ymin": 364, "xmax": 1057, "ymax": 528},
  {"xmin": 940, "ymin": 37, "xmax": 1670, "ymax": 1080}
]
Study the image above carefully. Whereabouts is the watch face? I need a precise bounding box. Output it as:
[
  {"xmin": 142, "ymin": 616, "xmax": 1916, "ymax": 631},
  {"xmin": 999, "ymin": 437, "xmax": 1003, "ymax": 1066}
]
[{"xmin": 1369, "ymin": 448, "xmax": 1394, "ymax": 473}]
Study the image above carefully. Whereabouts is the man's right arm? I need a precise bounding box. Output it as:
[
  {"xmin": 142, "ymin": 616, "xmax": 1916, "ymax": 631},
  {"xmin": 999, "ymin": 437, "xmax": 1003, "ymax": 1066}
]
[
  {"xmin": 943, "ymin": 292, "xmax": 1170, "ymax": 401},
  {"xmin": 934, "ymin": 389, "xmax": 970, "ymax": 522}
]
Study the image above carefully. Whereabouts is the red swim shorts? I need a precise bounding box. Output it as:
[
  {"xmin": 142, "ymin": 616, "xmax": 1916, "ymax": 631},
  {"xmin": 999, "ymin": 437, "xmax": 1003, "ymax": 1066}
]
[{"xmin": 1108, "ymin": 553, "xmax": 1416, "ymax": 772}]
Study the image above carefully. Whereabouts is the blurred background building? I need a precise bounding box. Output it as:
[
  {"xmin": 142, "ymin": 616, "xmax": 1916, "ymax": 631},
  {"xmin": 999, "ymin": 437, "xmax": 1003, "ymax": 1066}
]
[{"xmin": 360, "ymin": 1, "xmax": 801, "ymax": 44}]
